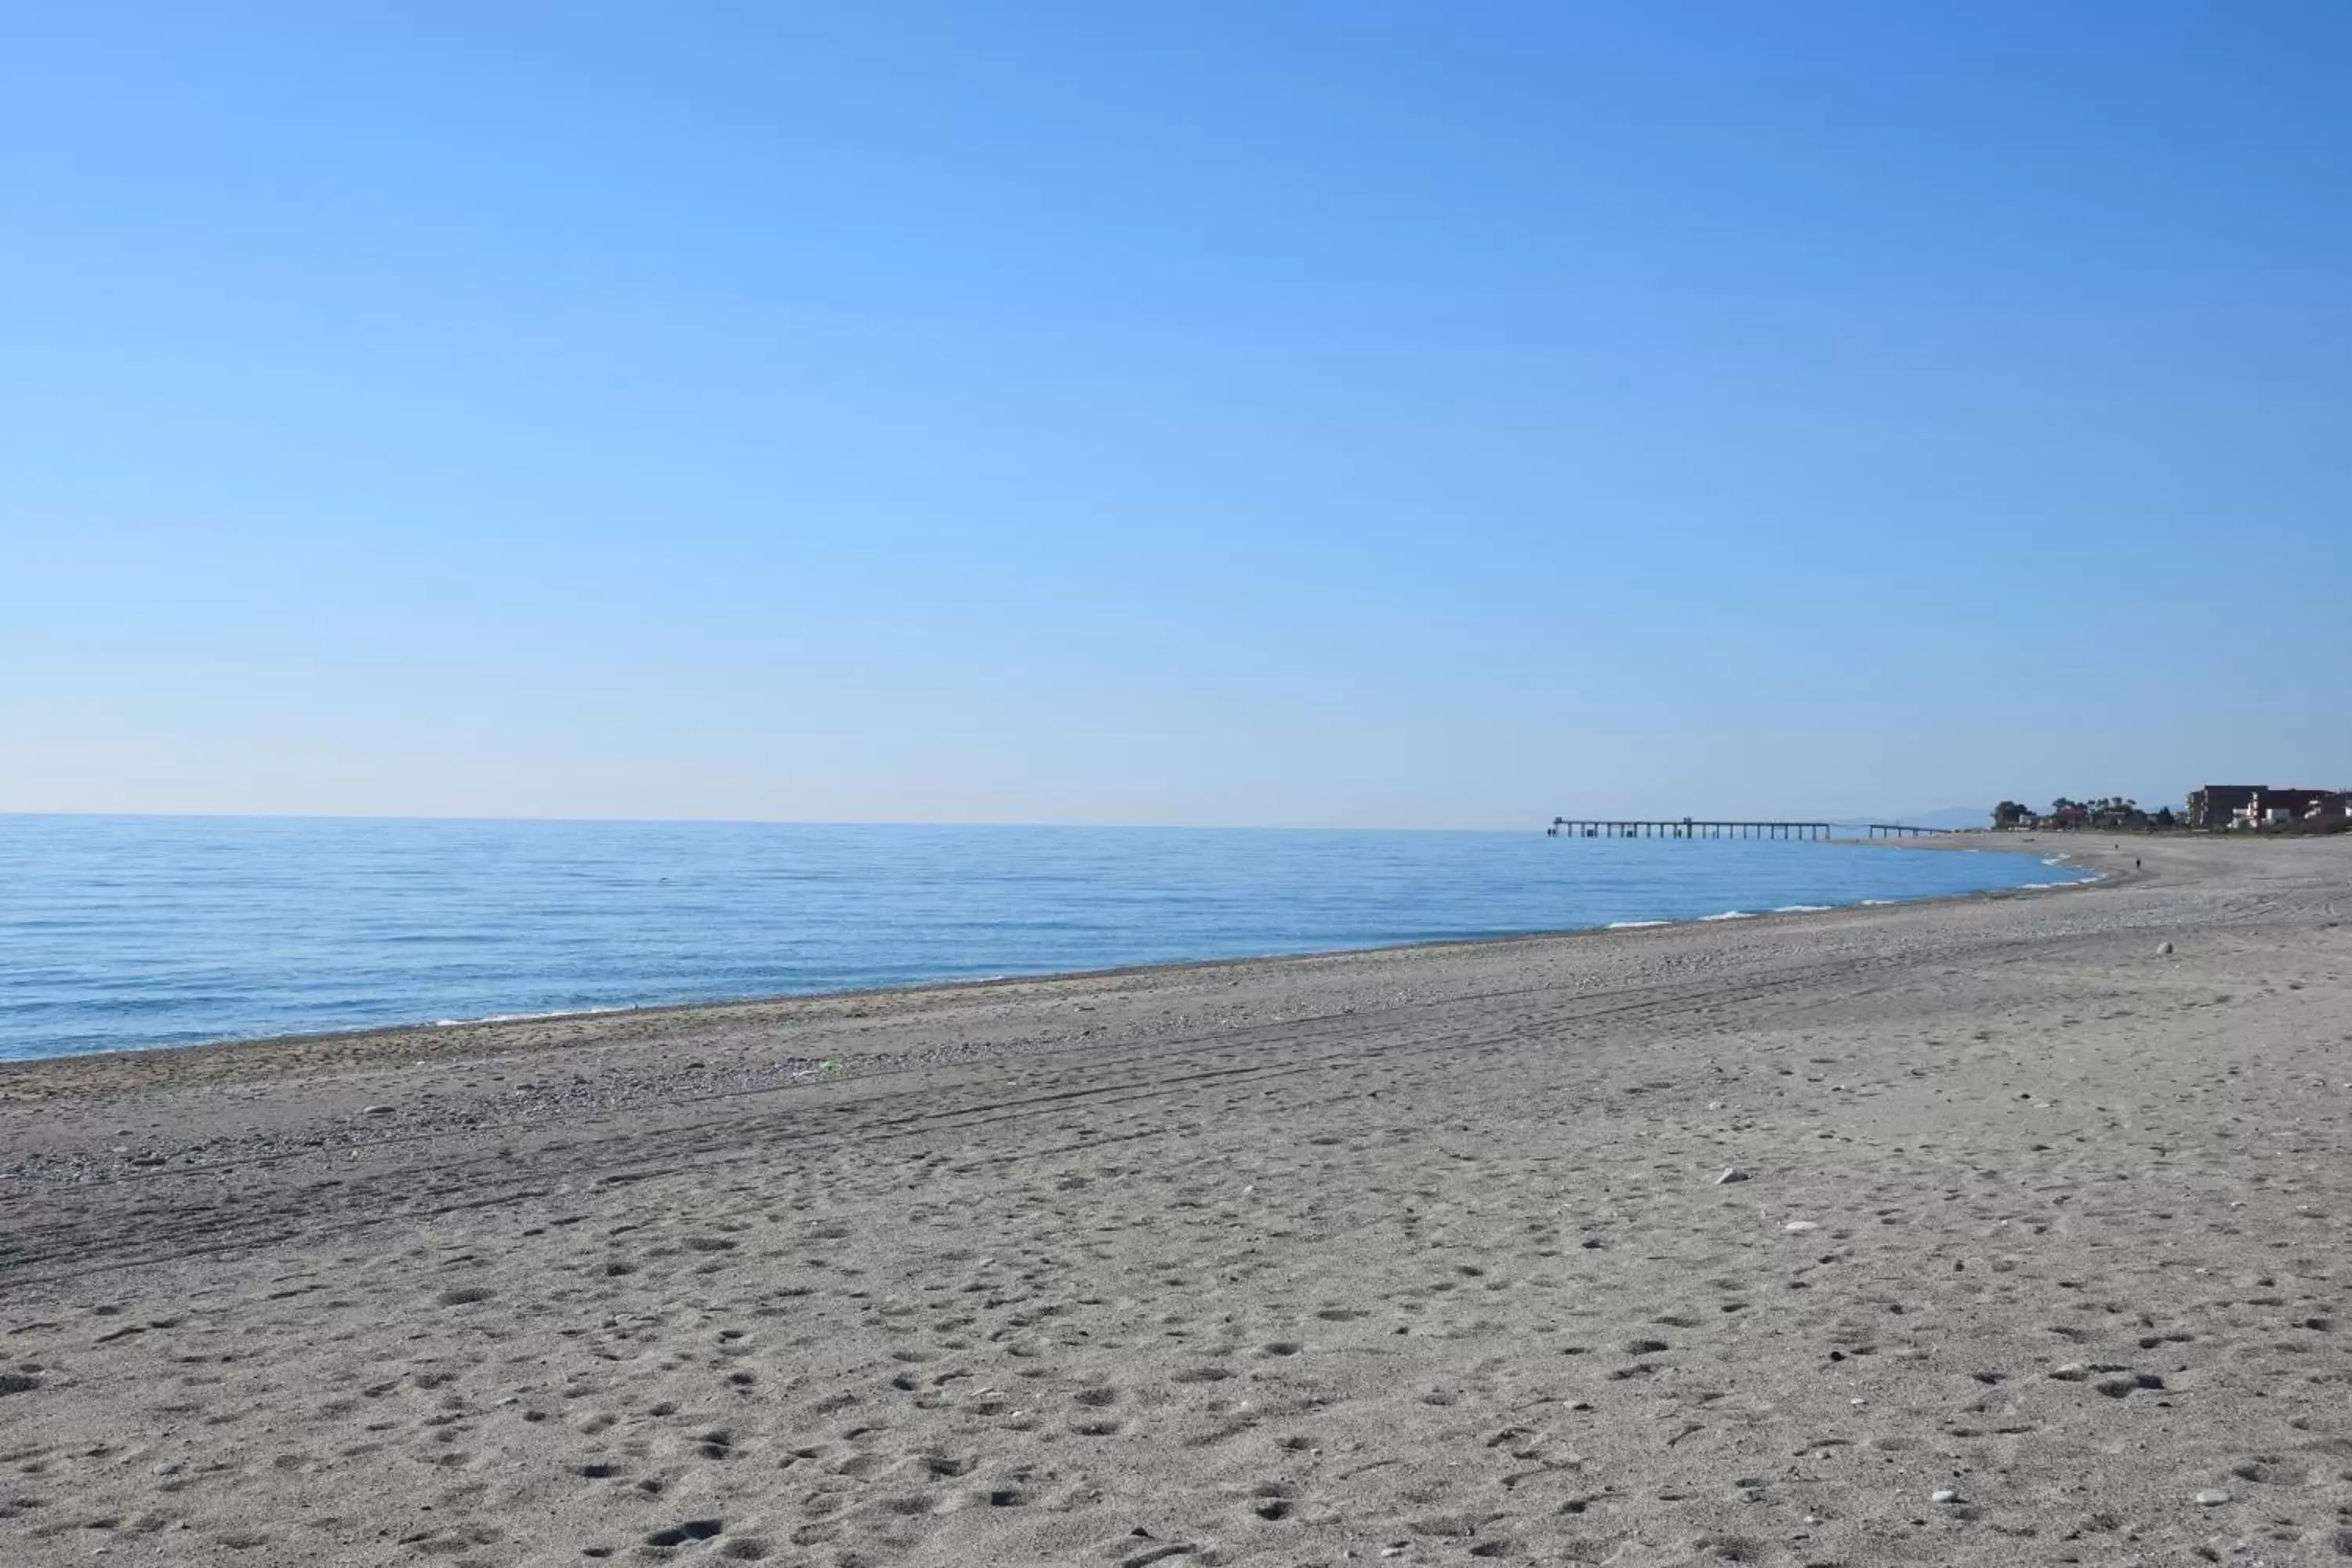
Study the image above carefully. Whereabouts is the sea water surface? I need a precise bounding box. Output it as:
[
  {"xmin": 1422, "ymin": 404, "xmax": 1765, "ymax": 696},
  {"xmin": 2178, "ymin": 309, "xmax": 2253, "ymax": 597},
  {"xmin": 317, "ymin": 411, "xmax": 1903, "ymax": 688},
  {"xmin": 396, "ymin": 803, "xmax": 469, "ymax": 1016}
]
[{"xmin": 0, "ymin": 815, "xmax": 2088, "ymax": 1062}]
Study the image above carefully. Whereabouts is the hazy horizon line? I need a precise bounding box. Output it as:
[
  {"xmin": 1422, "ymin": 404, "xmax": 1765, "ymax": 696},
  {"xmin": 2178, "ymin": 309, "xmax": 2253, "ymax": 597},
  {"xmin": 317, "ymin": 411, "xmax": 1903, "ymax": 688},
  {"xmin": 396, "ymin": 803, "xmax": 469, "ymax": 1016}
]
[{"xmin": 0, "ymin": 807, "xmax": 1998, "ymax": 833}]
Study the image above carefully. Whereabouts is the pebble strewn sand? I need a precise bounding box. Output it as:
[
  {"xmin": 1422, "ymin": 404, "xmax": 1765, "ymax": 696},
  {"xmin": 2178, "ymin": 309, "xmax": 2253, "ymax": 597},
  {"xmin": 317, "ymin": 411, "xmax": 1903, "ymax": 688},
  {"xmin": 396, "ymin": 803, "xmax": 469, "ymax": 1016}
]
[{"xmin": 3, "ymin": 835, "xmax": 2349, "ymax": 1566}]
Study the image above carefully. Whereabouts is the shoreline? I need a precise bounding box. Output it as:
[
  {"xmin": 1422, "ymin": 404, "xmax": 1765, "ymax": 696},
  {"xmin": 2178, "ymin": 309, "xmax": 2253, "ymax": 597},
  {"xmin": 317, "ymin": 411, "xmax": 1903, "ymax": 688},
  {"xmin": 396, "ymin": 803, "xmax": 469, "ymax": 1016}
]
[
  {"xmin": 0, "ymin": 829, "xmax": 2095, "ymax": 1078},
  {"xmin": 5, "ymin": 833, "xmax": 2349, "ymax": 1565}
]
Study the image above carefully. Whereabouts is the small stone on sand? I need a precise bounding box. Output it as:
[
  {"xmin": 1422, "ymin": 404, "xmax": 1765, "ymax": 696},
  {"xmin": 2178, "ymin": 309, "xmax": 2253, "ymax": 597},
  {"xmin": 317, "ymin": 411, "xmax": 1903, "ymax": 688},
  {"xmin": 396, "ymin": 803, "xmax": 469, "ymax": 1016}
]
[
  {"xmin": 1783, "ymin": 1220, "xmax": 1819, "ymax": 1233},
  {"xmin": 1931, "ymin": 1488, "xmax": 1959, "ymax": 1504},
  {"xmin": 2195, "ymin": 1490, "xmax": 2230, "ymax": 1506}
]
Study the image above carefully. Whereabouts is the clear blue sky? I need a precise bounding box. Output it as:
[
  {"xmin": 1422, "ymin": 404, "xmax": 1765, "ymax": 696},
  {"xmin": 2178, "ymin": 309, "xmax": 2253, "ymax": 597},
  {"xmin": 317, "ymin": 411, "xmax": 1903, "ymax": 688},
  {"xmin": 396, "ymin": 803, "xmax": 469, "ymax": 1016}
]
[{"xmin": 5, "ymin": 3, "xmax": 2347, "ymax": 828}]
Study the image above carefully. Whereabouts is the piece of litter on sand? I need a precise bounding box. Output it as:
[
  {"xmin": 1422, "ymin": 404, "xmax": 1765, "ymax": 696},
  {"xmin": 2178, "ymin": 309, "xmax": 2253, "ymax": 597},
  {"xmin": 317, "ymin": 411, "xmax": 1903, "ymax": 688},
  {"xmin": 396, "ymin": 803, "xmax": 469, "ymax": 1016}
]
[
  {"xmin": 1715, "ymin": 1167, "xmax": 1750, "ymax": 1185},
  {"xmin": 2195, "ymin": 1490, "xmax": 2231, "ymax": 1506},
  {"xmin": 1783, "ymin": 1220, "xmax": 1820, "ymax": 1233},
  {"xmin": 2157, "ymin": 941, "xmax": 2175, "ymax": 956},
  {"xmin": 1931, "ymin": 1489, "xmax": 1960, "ymax": 1504}
]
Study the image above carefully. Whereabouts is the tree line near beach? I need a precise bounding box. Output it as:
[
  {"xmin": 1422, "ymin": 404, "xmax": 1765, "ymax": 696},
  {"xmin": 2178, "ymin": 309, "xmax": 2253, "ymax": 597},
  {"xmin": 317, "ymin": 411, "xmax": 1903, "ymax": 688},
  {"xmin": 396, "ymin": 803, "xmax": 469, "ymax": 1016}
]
[{"xmin": 1992, "ymin": 798, "xmax": 2172, "ymax": 831}]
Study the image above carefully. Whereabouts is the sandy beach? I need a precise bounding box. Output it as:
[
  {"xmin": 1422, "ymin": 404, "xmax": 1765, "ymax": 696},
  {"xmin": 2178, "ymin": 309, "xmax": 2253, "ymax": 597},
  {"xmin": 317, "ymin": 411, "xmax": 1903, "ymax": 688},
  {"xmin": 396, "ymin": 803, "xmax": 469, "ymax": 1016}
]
[{"xmin": 4, "ymin": 833, "xmax": 2349, "ymax": 1566}]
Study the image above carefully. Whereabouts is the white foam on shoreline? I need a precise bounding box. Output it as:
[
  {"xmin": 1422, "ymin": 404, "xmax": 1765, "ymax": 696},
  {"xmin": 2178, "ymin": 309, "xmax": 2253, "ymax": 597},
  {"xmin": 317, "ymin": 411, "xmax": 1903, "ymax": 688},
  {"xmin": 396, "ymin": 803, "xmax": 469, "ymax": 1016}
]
[{"xmin": 87, "ymin": 869, "xmax": 2106, "ymax": 1058}]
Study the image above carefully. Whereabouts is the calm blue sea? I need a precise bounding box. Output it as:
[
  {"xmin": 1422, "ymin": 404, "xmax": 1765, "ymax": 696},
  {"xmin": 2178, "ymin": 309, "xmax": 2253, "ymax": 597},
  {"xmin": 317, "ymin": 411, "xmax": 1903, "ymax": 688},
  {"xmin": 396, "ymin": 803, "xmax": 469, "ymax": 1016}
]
[{"xmin": 0, "ymin": 815, "xmax": 2087, "ymax": 1062}]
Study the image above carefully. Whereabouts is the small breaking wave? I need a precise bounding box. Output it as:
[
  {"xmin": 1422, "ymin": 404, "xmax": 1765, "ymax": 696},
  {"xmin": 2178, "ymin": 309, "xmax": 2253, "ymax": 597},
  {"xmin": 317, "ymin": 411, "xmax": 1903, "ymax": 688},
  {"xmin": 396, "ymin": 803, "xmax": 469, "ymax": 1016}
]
[{"xmin": 436, "ymin": 1006, "xmax": 627, "ymax": 1028}]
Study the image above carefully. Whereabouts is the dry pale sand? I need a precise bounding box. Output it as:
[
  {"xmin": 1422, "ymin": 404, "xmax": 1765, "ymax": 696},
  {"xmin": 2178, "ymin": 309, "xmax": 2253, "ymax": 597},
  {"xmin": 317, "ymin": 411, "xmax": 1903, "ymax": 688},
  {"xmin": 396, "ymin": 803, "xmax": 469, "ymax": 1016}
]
[{"xmin": 4, "ymin": 835, "xmax": 2351, "ymax": 1568}]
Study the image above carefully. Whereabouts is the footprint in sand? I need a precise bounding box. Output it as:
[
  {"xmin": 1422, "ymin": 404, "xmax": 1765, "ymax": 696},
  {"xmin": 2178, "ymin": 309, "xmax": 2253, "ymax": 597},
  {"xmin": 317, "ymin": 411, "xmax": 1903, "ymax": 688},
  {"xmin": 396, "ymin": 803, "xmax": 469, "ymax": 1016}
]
[
  {"xmin": 643, "ymin": 1518, "xmax": 724, "ymax": 1548},
  {"xmin": 1249, "ymin": 1481, "xmax": 1298, "ymax": 1520}
]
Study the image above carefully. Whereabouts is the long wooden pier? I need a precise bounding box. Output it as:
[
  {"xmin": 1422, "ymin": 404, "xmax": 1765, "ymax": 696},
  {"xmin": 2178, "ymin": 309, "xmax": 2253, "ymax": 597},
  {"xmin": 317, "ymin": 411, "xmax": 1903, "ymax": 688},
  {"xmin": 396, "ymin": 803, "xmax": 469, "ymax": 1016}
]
[
  {"xmin": 1549, "ymin": 818, "xmax": 1831, "ymax": 840},
  {"xmin": 1547, "ymin": 818, "xmax": 1969, "ymax": 840}
]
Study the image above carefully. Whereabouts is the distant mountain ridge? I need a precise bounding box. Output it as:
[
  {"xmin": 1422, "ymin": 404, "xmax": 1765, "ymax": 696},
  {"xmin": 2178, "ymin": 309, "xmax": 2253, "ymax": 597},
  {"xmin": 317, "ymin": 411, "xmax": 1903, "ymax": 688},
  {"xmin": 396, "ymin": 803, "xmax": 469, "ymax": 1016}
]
[{"xmin": 1835, "ymin": 807, "xmax": 1989, "ymax": 830}]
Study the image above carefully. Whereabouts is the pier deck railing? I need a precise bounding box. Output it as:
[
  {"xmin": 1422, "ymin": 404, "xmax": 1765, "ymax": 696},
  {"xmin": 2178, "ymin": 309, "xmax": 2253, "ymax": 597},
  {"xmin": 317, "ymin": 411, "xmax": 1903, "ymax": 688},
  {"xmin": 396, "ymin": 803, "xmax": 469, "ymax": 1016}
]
[
  {"xmin": 1547, "ymin": 819, "xmax": 1968, "ymax": 840},
  {"xmin": 1548, "ymin": 818, "xmax": 1831, "ymax": 840}
]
